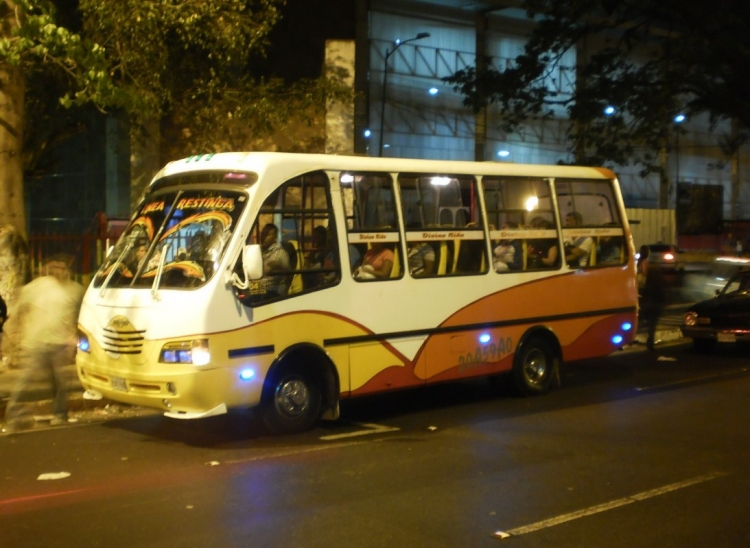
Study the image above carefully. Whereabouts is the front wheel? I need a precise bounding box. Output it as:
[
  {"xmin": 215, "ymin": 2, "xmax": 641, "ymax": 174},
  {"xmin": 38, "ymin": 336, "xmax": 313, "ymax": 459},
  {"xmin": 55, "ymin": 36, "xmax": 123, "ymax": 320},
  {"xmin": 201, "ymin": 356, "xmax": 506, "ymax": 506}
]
[
  {"xmin": 260, "ymin": 367, "xmax": 321, "ymax": 435},
  {"xmin": 512, "ymin": 336, "xmax": 557, "ymax": 396}
]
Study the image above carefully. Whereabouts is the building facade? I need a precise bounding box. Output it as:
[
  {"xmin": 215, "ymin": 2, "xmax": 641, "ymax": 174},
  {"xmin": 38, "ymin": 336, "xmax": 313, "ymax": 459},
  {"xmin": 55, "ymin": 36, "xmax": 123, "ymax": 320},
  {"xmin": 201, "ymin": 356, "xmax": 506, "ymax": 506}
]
[{"xmin": 355, "ymin": 0, "xmax": 750, "ymax": 225}]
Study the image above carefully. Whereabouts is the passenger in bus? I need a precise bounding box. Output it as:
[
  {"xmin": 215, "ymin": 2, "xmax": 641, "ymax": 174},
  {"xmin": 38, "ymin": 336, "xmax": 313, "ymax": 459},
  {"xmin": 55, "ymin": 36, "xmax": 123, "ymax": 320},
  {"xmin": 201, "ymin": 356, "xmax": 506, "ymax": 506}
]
[
  {"xmin": 348, "ymin": 244, "xmax": 362, "ymax": 270},
  {"xmin": 188, "ymin": 231, "xmax": 209, "ymax": 261},
  {"xmin": 563, "ymin": 211, "xmax": 593, "ymax": 268},
  {"xmin": 354, "ymin": 241, "xmax": 393, "ymax": 280},
  {"xmin": 260, "ymin": 223, "xmax": 291, "ymax": 296},
  {"xmin": 303, "ymin": 226, "xmax": 336, "ymax": 288},
  {"xmin": 494, "ymin": 223, "xmax": 522, "ymax": 271},
  {"xmin": 597, "ymin": 229, "xmax": 623, "ymax": 265},
  {"xmin": 129, "ymin": 243, "xmax": 148, "ymax": 273},
  {"xmin": 407, "ymin": 241, "xmax": 435, "ymax": 277},
  {"xmin": 527, "ymin": 217, "xmax": 559, "ymax": 269}
]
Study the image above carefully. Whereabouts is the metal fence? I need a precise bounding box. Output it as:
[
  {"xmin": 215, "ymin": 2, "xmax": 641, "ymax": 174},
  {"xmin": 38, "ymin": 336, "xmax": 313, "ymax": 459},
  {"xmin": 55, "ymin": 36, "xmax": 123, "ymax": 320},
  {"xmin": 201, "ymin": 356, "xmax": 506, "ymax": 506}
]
[{"xmin": 27, "ymin": 214, "xmax": 128, "ymax": 286}]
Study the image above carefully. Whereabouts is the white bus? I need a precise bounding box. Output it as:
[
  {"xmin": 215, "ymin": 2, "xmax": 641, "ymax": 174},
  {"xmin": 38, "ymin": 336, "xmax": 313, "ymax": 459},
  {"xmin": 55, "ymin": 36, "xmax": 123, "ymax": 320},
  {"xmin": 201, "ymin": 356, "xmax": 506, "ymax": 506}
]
[{"xmin": 76, "ymin": 153, "xmax": 638, "ymax": 433}]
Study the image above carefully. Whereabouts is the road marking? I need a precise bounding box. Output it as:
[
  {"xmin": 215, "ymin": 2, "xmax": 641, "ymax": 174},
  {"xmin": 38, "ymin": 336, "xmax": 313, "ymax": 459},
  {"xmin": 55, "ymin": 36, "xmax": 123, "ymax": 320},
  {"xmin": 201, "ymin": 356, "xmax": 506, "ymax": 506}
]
[
  {"xmin": 635, "ymin": 368, "xmax": 749, "ymax": 392},
  {"xmin": 320, "ymin": 422, "xmax": 401, "ymax": 441},
  {"xmin": 494, "ymin": 472, "xmax": 726, "ymax": 539},
  {"xmin": 223, "ymin": 441, "xmax": 367, "ymax": 464}
]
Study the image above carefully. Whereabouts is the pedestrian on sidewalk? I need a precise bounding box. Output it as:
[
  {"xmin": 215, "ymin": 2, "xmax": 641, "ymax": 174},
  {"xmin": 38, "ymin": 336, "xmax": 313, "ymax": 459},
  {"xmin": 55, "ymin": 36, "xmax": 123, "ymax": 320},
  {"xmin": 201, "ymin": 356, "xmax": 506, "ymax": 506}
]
[
  {"xmin": 639, "ymin": 247, "xmax": 667, "ymax": 351},
  {"xmin": 3, "ymin": 254, "xmax": 84, "ymax": 431}
]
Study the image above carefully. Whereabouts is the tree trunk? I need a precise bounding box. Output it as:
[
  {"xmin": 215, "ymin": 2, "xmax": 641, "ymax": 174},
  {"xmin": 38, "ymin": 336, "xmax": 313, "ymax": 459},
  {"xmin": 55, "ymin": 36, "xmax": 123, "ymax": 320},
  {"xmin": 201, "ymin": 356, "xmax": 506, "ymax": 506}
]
[
  {"xmin": 0, "ymin": 2, "xmax": 26, "ymax": 237},
  {"xmin": 1, "ymin": 1, "xmax": 29, "ymax": 367}
]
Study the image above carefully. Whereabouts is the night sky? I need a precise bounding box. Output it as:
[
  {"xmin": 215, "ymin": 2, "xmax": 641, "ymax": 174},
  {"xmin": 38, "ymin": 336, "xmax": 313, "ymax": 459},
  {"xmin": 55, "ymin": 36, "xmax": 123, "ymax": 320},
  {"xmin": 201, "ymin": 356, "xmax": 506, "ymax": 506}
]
[{"xmin": 259, "ymin": 0, "xmax": 356, "ymax": 80}]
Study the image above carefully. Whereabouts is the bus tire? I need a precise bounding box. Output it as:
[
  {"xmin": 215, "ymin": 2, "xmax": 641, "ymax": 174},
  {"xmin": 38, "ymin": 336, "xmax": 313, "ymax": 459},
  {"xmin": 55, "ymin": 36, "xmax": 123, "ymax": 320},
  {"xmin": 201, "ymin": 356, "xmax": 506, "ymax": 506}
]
[
  {"xmin": 260, "ymin": 366, "xmax": 322, "ymax": 435},
  {"xmin": 512, "ymin": 335, "xmax": 556, "ymax": 396}
]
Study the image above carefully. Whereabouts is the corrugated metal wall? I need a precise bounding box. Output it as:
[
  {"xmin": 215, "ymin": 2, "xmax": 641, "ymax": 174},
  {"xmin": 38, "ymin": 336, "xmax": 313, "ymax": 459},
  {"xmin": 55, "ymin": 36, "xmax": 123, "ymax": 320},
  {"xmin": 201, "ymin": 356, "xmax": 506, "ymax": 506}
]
[{"xmin": 626, "ymin": 208, "xmax": 676, "ymax": 250}]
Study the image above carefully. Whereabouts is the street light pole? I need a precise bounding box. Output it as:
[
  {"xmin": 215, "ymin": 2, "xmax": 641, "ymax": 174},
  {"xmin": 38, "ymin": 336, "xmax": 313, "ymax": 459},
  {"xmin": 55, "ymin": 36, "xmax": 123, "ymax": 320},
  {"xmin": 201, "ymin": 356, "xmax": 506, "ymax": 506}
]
[
  {"xmin": 378, "ymin": 32, "xmax": 430, "ymax": 157},
  {"xmin": 674, "ymin": 113, "xmax": 686, "ymax": 186}
]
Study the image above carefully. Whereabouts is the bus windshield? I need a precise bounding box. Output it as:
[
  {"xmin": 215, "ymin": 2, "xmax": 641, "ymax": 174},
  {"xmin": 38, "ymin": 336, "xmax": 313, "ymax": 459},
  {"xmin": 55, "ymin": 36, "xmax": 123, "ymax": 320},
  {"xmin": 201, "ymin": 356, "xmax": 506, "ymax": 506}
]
[{"xmin": 94, "ymin": 189, "xmax": 246, "ymax": 289}]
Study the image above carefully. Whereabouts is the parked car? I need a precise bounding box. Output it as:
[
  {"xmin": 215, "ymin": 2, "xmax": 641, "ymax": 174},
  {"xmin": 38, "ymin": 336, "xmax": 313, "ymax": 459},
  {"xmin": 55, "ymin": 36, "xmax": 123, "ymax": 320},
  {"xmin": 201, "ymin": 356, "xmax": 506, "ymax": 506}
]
[
  {"xmin": 682, "ymin": 270, "xmax": 750, "ymax": 352},
  {"xmin": 639, "ymin": 243, "xmax": 685, "ymax": 273},
  {"xmin": 682, "ymin": 256, "xmax": 750, "ymax": 302}
]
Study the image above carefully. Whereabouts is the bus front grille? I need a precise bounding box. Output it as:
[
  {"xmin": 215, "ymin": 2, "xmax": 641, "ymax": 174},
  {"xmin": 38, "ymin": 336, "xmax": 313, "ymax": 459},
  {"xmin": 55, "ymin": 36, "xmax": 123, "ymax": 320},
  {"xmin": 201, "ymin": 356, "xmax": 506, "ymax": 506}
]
[{"xmin": 102, "ymin": 327, "xmax": 145, "ymax": 354}]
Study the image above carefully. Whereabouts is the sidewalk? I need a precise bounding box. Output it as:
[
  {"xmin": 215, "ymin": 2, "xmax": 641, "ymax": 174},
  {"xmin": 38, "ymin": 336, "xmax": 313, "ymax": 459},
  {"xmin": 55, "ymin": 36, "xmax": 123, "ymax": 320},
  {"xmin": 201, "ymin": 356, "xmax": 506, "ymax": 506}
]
[{"xmin": 0, "ymin": 361, "xmax": 121, "ymax": 428}]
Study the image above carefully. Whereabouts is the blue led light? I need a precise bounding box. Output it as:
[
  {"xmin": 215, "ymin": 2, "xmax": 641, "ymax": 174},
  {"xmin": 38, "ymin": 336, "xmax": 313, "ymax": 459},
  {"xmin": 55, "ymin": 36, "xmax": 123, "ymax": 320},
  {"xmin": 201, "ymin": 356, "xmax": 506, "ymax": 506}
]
[
  {"xmin": 78, "ymin": 337, "xmax": 90, "ymax": 352},
  {"xmin": 162, "ymin": 350, "xmax": 178, "ymax": 363},
  {"xmin": 621, "ymin": 322, "xmax": 632, "ymax": 331},
  {"xmin": 240, "ymin": 369, "xmax": 255, "ymax": 381},
  {"xmin": 611, "ymin": 334, "xmax": 623, "ymax": 345},
  {"xmin": 479, "ymin": 333, "xmax": 491, "ymax": 344}
]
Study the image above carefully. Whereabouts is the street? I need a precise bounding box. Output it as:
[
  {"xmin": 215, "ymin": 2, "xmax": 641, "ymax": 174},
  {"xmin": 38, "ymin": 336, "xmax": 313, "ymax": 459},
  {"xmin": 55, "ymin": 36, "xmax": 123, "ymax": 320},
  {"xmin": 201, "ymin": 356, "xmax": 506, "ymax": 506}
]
[{"xmin": 1, "ymin": 339, "xmax": 749, "ymax": 548}]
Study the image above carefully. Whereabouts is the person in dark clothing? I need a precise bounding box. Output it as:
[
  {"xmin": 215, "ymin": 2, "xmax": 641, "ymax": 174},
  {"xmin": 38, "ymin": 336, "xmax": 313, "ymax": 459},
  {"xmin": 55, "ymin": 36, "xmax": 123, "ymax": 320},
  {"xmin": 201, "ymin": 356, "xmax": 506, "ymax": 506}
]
[{"xmin": 639, "ymin": 248, "xmax": 667, "ymax": 351}]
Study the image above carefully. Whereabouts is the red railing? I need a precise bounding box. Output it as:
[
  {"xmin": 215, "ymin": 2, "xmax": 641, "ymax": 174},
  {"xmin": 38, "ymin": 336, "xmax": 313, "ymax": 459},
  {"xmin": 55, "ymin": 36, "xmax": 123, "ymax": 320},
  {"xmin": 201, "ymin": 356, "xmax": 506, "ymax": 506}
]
[{"xmin": 26, "ymin": 213, "xmax": 128, "ymax": 286}]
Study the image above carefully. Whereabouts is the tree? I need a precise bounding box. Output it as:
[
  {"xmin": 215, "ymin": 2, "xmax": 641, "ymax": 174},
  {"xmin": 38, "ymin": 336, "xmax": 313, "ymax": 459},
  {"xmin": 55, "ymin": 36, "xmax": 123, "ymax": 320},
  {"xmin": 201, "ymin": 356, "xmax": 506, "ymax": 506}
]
[
  {"xmin": 0, "ymin": 0, "xmax": 351, "ymax": 310},
  {"xmin": 444, "ymin": 0, "xmax": 750, "ymax": 175},
  {"xmin": 1, "ymin": 0, "xmax": 115, "ymax": 309},
  {"xmin": 76, "ymin": 0, "xmax": 352, "ymax": 198},
  {"xmin": 1, "ymin": 0, "xmax": 114, "ymax": 237},
  {"xmin": 2, "ymin": 0, "xmax": 353, "ymax": 235}
]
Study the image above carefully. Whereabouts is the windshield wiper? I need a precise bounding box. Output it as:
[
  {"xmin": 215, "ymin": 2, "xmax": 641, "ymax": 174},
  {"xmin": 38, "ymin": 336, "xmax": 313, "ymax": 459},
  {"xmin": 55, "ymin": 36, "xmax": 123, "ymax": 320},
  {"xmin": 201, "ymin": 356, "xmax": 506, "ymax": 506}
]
[
  {"xmin": 151, "ymin": 243, "xmax": 169, "ymax": 301},
  {"xmin": 99, "ymin": 240, "xmax": 134, "ymax": 297}
]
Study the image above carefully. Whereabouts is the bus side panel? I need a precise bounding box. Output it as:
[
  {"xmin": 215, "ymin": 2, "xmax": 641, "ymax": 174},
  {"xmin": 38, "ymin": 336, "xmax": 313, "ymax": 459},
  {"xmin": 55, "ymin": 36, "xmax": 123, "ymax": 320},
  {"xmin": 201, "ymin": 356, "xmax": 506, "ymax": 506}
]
[{"xmin": 349, "ymin": 267, "xmax": 636, "ymax": 394}]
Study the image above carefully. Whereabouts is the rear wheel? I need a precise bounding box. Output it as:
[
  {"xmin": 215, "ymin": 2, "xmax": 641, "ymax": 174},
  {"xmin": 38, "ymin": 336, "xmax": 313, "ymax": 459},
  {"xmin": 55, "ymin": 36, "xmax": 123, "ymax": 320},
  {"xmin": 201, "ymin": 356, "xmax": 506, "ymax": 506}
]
[
  {"xmin": 261, "ymin": 366, "xmax": 321, "ymax": 435},
  {"xmin": 512, "ymin": 336, "xmax": 556, "ymax": 396}
]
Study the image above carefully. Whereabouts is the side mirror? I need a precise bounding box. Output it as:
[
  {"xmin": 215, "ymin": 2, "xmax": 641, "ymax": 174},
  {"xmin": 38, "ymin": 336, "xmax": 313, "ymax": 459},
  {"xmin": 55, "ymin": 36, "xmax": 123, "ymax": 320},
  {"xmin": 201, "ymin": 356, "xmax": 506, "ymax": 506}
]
[{"xmin": 243, "ymin": 244, "xmax": 264, "ymax": 281}]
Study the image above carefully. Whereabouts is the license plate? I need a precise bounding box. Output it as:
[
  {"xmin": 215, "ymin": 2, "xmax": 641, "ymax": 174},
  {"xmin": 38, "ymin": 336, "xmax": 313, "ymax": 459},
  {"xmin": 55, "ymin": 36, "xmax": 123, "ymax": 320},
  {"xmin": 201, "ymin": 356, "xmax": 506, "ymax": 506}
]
[
  {"xmin": 717, "ymin": 332, "xmax": 736, "ymax": 343},
  {"xmin": 111, "ymin": 376, "xmax": 127, "ymax": 391}
]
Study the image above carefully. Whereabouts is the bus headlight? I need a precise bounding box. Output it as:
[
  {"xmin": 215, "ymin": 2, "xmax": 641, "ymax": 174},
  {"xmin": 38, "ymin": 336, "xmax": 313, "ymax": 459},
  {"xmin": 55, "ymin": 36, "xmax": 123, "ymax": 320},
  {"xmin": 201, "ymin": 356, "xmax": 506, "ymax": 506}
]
[
  {"xmin": 78, "ymin": 330, "xmax": 91, "ymax": 353},
  {"xmin": 684, "ymin": 311, "xmax": 698, "ymax": 327},
  {"xmin": 160, "ymin": 339, "xmax": 210, "ymax": 365}
]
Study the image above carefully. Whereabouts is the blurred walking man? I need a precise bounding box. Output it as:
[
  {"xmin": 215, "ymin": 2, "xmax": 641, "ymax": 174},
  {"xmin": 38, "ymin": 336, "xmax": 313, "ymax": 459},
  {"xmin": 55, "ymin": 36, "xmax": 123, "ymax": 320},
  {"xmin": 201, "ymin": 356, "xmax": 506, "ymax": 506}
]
[{"xmin": 3, "ymin": 254, "xmax": 84, "ymax": 431}]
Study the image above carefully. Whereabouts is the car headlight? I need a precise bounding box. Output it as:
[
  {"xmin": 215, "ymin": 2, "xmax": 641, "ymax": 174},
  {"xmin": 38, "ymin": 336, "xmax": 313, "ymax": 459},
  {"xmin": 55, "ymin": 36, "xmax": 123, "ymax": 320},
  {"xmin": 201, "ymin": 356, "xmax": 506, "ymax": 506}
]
[
  {"xmin": 684, "ymin": 311, "xmax": 698, "ymax": 326},
  {"xmin": 160, "ymin": 339, "xmax": 210, "ymax": 365}
]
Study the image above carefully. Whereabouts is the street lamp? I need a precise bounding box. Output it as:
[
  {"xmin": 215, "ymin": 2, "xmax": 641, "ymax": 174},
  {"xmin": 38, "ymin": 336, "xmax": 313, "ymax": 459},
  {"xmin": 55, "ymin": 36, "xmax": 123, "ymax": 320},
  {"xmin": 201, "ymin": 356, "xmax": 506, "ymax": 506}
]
[
  {"xmin": 674, "ymin": 113, "xmax": 686, "ymax": 185},
  {"xmin": 378, "ymin": 32, "xmax": 430, "ymax": 157}
]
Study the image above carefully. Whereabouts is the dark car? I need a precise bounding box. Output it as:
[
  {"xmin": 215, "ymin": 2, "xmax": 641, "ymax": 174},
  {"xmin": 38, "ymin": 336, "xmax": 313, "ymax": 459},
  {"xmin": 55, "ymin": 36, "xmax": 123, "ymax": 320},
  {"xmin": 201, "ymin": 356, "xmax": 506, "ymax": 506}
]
[
  {"xmin": 682, "ymin": 270, "xmax": 750, "ymax": 352},
  {"xmin": 682, "ymin": 256, "xmax": 750, "ymax": 302}
]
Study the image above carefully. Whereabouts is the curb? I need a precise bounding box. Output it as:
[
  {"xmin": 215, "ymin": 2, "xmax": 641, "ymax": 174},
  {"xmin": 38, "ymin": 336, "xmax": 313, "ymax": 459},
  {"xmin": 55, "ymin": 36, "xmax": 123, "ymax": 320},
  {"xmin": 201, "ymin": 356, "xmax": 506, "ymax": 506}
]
[
  {"xmin": 0, "ymin": 388, "xmax": 112, "ymax": 420},
  {"xmin": 0, "ymin": 365, "xmax": 112, "ymax": 421}
]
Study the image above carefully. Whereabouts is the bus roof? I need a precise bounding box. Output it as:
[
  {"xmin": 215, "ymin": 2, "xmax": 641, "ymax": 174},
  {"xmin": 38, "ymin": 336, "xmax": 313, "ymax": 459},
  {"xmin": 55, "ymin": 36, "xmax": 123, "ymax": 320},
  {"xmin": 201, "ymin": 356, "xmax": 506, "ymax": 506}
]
[{"xmin": 152, "ymin": 152, "xmax": 617, "ymax": 186}]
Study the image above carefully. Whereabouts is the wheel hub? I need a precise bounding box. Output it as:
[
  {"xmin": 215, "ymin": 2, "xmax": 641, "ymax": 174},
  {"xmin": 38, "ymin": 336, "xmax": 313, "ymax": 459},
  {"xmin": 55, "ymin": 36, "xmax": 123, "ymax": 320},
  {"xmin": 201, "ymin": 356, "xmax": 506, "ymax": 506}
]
[{"xmin": 275, "ymin": 378, "xmax": 310, "ymax": 418}]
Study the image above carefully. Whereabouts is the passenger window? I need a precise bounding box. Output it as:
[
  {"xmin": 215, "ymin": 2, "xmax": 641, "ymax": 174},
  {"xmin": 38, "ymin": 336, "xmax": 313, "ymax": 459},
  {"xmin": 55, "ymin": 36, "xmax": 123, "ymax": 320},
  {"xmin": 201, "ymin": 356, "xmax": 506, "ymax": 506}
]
[
  {"xmin": 340, "ymin": 172, "xmax": 403, "ymax": 281},
  {"xmin": 399, "ymin": 173, "xmax": 487, "ymax": 277},
  {"xmin": 483, "ymin": 177, "xmax": 560, "ymax": 271},
  {"xmin": 555, "ymin": 179, "xmax": 626, "ymax": 268},
  {"xmin": 238, "ymin": 171, "xmax": 341, "ymax": 306}
]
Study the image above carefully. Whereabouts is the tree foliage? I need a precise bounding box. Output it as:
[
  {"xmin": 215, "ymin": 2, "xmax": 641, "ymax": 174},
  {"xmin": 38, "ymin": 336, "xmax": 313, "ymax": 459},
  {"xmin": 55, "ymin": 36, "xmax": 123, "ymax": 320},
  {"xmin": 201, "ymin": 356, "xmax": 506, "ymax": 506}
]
[
  {"xmin": 444, "ymin": 0, "xmax": 750, "ymax": 173},
  {"xmin": 2, "ymin": 0, "xmax": 353, "ymax": 180}
]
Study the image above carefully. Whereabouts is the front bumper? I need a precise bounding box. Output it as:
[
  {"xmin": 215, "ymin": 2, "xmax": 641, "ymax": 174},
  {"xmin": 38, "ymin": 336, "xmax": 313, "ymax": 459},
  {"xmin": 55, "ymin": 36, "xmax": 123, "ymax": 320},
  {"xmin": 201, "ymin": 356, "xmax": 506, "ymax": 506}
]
[
  {"xmin": 76, "ymin": 348, "xmax": 264, "ymax": 418},
  {"xmin": 681, "ymin": 326, "xmax": 750, "ymax": 343}
]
